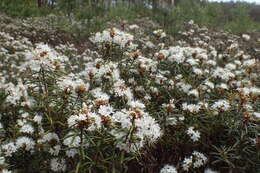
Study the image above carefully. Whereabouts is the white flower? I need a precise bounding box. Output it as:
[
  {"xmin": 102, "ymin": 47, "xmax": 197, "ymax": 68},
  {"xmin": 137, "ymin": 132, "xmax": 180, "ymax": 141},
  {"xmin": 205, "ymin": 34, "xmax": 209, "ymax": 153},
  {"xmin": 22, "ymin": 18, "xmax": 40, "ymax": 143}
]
[
  {"xmin": 179, "ymin": 116, "xmax": 185, "ymax": 121},
  {"xmin": 129, "ymin": 24, "xmax": 139, "ymax": 30},
  {"xmin": 112, "ymin": 111, "xmax": 131, "ymax": 128},
  {"xmin": 251, "ymin": 87, "xmax": 260, "ymax": 96},
  {"xmin": 127, "ymin": 100, "xmax": 145, "ymax": 109},
  {"xmin": 1, "ymin": 142, "xmax": 17, "ymax": 156},
  {"xmin": 153, "ymin": 29, "xmax": 166, "ymax": 38},
  {"xmin": 49, "ymin": 145, "xmax": 61, "ymax": 156},
  {"xmin": 206, "ymin": 60, "xmax": 216, "ymax": 66},
  {"xmin": 98, "ymin": 105, "xmax": 114, "ymax": 116},
  {"xmin": 17, "ymin": 119, "xmax": 27, "ymax": 126},
  {"xmin": 16, "ymin": 136, "xmax": 35, "ymax": 151},
  {"xmin": 193, "ymin": 68, "xmax": 203, "ymax": 75},
  {"xmin": 192, "ymin": 151, "xmax": 207, "ymax": 168},
  {"xmin": 237, "ymin": 87, "xmax": 251, "ymax": 96},
  {"xmin": 176, "ymin": 82, "xmax": 192, "ymax": 93},
  {"xmin": 19, "ymin": 123, "xmax": 34, "ymax": 134},
  {"xmin": 135, "ymin": 115, "xmax": 162, "ymax": 142},
  {"xmin": 57, "ymin": 74, "xmax": 89, "ymax": 94},
  {"xmin": 216, "ymin": 83, "xmax": 229, "ymax": 90},
  {"xmin": 22, "ymin": 43, "xmax": 66, "ymax": 71},
  {"xmin": 212, "ymin": 67, "xmax": 235, "ymax": 81},
  {"xmin": 182, "ymin": 151, "xmax": 207, "ymax": 171},
  {"xmin": 204, "ymin": 168, "xmax": 218, "ymax": 173},
  {"xmin": 1, "ymin": 169, "xmax": 12, "ymax": 173},
  {"xmin": 188, "ymin": 89, "xmax": 199, "ymax": 98},
  {"xmin": 63, "ymin": 132, "xmax": 81, "ymax": 147},
  {"xmin": 50, "ymin": 158, "xmax": 67, "ymax": 172},
  {"xmin": 33, "ymin": 115, "xmax": 42, "ymax": 124},
  {"xmin": 182, "ymin": 103, "xmax": 201, "ymax": 114},
  {"xmin": 42, "ymin": 132, "xmax": 60, "ymax": 143},
  {"xmin": 160, "ymin": 164, "xmax": 177, "ymax": 173},
  {"xmin": 111, "ymin": 110, "xmax": 161, "ymax": 153},
  {"xmin": 204, "ymin": 81, "xmax": 215, "ymax": 89},
  {"xmin": 65, "ymin": 148, "xmax": 78, "ymax": 158},
  {"xmin": 211, "ymin": 100, "xmax": 230, "ymax": 112},
  {"xmin": 91, "ymin": 88, "xmax": 110, "ymax": 101},
  {"xmin": 67, "ymin": 114, "xmax": 87, "ymax": 127},
  {"xmin": 155, "ymin": 74, "xmax": 167, "ymax": 84},
  {"xmin": 188, "ymin": 20, "xmax": 194, "ymax": 25},
  {"xmin": 186, "ymin": 58, "xmax": 198, "ymax": 66},
  {"xmin": 253, "ymin": 112, "xmax": 260, "ymax": 119},
  {"xmin": 182, "ymin": 156, "xmax": 193, "ymax": 171},
  {"xmin": 145, "ymin": 41, "xmax": 155, "ymax": 48},
  {"xmin": 225, "ymin": 63, "xmax": 237, "ymax": 70},
  {"xmin": 88, "ymin": 112, "xmax": 102, "ymax": 131},
  {"xmin": 91, "ymin": 28, "xmax": 135, "ymax": 49},
  {"xmin": 242, "ymin": 34, "xmax": 250, "ymax": 41},
  {"xmin": 243, "ymin": 59, "xmax": 256, "ymax": 67},
  {"xmin": 0, "ymin": 156, "xmax": 5, "ymax": 165},
  {"xmin": 3, "ymin": 82, "xmax": 29, "ymax": 105},
  {"xmin": 187, "ymin": 127, "xmax": 200, "ymax": 142}
]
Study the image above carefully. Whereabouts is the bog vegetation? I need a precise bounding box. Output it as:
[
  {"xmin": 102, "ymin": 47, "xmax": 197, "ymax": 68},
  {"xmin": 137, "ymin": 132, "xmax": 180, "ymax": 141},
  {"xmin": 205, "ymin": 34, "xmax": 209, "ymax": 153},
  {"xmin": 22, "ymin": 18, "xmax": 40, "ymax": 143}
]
[{"xmin": 0, "ymin": 0, "xmax": 259, "ymax": 173}]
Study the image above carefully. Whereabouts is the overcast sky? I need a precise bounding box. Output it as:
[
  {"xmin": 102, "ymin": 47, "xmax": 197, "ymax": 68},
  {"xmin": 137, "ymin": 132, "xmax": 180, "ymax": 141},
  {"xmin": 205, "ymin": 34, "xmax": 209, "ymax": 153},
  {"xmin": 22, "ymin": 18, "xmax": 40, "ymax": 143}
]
[{"xmin": 209, "ymin": 0, "xmax": 260, "ymax": 3}]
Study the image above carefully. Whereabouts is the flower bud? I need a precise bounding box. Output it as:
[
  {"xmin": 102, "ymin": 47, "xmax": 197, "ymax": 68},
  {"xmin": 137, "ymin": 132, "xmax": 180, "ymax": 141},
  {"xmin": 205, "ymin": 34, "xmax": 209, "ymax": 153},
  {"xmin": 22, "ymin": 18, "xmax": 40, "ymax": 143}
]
[{"xmin": 76, "ymin": 85, "xmax": 87, "ymax": 94}]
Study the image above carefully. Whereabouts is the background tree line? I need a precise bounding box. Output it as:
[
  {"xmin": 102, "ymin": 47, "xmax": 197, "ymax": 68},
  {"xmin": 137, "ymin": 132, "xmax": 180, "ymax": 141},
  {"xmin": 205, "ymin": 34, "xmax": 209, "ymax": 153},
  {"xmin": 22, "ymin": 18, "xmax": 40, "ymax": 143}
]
[{"xmin": 0, "ymin": 0, "xmax": 260, "ymax": 33}]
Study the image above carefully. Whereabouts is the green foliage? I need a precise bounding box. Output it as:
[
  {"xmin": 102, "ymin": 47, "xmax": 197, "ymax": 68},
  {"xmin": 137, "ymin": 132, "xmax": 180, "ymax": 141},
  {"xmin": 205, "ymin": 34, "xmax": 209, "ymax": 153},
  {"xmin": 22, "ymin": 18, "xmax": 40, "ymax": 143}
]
[
  {"xmin": 0, "ymin": 0, "xmax": 51, "ymax": 17},
  {"xmin": 160, "ymin": 0, "xmax": 260, "ymax": 34},
  {"xmin": 223, "ymin": 3, "xmax": 260, "ymax": 33}
]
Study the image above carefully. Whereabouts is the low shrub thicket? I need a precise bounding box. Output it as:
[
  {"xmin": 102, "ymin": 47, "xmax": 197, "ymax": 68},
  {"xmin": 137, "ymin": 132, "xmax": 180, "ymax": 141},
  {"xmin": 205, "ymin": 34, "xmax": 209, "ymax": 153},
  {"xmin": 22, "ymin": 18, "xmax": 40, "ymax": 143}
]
[{"xmin": 0, "ymin": 19, "xmax": 259, "ymax": 172}]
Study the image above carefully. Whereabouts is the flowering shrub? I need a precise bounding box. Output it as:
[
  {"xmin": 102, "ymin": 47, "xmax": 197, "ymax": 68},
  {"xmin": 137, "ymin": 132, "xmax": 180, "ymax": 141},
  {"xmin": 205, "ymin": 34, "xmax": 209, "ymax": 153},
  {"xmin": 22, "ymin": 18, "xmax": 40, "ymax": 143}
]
[{"xmin": 0, "ymin": 19, "xmax": 259, "ymax": 173}]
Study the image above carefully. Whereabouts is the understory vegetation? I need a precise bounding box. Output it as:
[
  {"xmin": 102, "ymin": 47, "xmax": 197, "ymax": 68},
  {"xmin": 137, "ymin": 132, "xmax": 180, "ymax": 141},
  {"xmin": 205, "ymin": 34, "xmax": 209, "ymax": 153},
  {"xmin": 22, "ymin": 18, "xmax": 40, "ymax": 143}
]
[
  {"xmin": 0, "ymin": 0, "xmax": 260, "ymax": 173},
  {"xmin": 1, "ymin": 0, "xmax": 260, "ymax": 35}
]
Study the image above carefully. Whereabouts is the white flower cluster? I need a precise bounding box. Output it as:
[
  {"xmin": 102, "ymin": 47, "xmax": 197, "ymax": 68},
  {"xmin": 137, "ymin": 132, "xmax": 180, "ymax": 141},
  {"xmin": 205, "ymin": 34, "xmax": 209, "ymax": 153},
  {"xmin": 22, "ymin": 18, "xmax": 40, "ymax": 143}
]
[
  {"xmin": 242, "ymin": 34, "xmax": 250, "ymax": 41},
  {"xmin": 237, "ymin": 87, "xmax": 260, "ymax": 96},
  {"xmin": 160, "ymin": 46, "xmax": 208, "ymax": 64},
  {"xmin": 253, "ymin": 112, "xmax": 260, "ymax": 119},
  {"xmin": 50, "ymin": 158, "xmax": 66, "ymax": 172},
  {"xmin": 182, "ymin": 102, "xmax": 208, "ymax": 114},
  {"xmin": 22, "ymin": 43, "xmax": 68, "ymax": 71},
  {"xmin": 160, "ymin": 164, "xmax": 177, "ymax": 173},
  {"xmin": 90, "ymin": 28, "xmax": 137, "ymax": 49},
  {"xmin": 204, "ymin": 168, "xmax": 219, "ymax": 173},
  {"xmin": 187, "ymin": 127, "xmax": 201, "ymax": 142},
  {"xmin": 67, "ymin": 111, "xmax": 102, "ymax": 131},
  {"xmin": 182, "ymin": 151, "xmax": 207, "ymax": 171},
  {"xmin": 153, "ymin": 29, "xmax": 166, "ymax": 39},
  {"xmin": 57, "ymin": 73, "xmax": 90, "ymax": 94},
  {"xmin": 211, "ymin": 100, "xmax": 231, "ymax": 113},
  {"xmin": 0, "ymin": 18, "xmax": 259, "ymax": 172},
  {"xmin": 111, "ymin": 104, "xmax": 162, "ymax": 152},
  {"xmin": 1, "ymin": 81, "xmax": 31, "ymax": 105}
]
